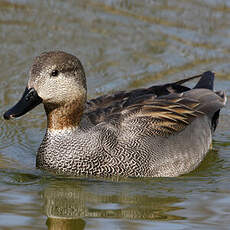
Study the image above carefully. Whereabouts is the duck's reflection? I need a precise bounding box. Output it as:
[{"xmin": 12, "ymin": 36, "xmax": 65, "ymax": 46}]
[
  {"xmin": 46, "ymin": 218, "xmax": 85, "ymax": 230},
  {"xmin": 43, "ymin": 178, "xmax": 185, "ymax": 230}
]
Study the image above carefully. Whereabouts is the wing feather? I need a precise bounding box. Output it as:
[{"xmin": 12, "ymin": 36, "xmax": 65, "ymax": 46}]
[{"xmin": 84, "ymin": 72, "xmax": 226, "ymax": 137}]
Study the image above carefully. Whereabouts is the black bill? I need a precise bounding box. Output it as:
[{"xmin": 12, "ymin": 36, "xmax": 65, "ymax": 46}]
[{"xmin": 3, "ymin": 87, "xmax": 42, "ymax": 120}]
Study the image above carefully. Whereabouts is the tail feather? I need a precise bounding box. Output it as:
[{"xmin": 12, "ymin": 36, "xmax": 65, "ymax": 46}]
[
  {"xmin": 172, "ymin": 71, "xmax": 215, "ymax": 90},
  {"xmin": 193, "ymin": 71, "xmax": 214, "ymax": 90}
]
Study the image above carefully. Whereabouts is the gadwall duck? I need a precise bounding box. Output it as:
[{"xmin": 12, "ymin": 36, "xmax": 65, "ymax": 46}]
[{"xmin": 4, "ymin": 51, "xmax": 226, "ymax": 177}]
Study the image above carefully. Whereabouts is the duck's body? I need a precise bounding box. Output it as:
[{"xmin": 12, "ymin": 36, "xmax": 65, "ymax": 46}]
[
  {"xmin": 37, "ymin": 115, "xmax": 211, "ymax": 177},
  {"xmin": 4, "ymin": 51, "xmax": 226, "ymax": 177}
]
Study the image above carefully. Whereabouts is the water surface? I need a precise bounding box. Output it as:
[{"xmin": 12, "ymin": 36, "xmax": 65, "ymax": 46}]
[{"xmin": 0, "ymin": 0, "xmax": 230, "ymax": 229}]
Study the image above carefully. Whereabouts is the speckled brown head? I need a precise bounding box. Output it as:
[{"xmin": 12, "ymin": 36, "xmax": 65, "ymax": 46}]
[{"xmin": 4, "ymin": 51, "xmax": 87, "ymax": 130}]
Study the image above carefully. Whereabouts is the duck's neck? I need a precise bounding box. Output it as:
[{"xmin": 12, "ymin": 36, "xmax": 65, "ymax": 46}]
[{"xmin": 44, "ymin": 100, "xmax": 85, "ymax": 130}]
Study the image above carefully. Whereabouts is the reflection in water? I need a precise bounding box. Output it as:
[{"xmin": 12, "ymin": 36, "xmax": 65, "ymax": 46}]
[
  {"xmin": 43, "ymin": 179, "xmax": 184, "ymax": 229},
  {"xmin": 46, "ymin": 218, "xmax": 86, "ymax": 230}
]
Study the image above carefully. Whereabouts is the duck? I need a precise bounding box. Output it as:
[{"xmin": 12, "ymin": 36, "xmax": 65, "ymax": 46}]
[{"xmin": 3, "ymin": 51, "xmax": 226, "ymax": 177}]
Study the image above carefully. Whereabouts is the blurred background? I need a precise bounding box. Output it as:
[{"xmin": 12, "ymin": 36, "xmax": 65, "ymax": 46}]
[{"xmin": 0, "ymin": 0, "xmax": 230, "ymax": 229}]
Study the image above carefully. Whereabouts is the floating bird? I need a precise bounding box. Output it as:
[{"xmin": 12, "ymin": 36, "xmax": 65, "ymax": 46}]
[{"xmin": 3, "ymin": 51, "xmax": 226, "ymax": 177}]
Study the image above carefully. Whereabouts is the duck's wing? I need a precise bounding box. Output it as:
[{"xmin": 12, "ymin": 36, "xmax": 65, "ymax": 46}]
[
  {"xmin": 85, "ymin": 71, "xmax": 223, "ymax": 126},
  {"xmin": 117, "ymin": 88, "xmax": 226, "ymax": 137}
]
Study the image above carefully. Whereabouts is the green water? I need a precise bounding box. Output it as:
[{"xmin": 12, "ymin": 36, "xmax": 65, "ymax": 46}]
[{"xmin": 0, "ymin": 0, "xmax": 230, "ymax": 229}]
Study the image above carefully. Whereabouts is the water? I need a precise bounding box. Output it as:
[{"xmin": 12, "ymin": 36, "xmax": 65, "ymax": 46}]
[{"xmin": 0, "ymin": 0, "xmax": 230, "ymax": 229}]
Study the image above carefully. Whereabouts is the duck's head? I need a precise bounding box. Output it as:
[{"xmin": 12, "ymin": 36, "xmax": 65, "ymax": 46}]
[{"xmin": 4, "ymin": 51, "xmax": 87, "ymax": 129}]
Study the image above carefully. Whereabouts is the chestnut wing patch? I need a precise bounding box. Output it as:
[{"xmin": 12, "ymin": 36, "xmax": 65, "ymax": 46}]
[{"xmin": 121, "ymin": 95, "xmax": 203, "ymax": 136}]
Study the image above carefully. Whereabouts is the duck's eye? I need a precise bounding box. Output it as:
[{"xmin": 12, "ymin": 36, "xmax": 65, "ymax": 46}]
[{"xmin": 51, "ymin": 70, "xmax": 59, "ymax": 77}]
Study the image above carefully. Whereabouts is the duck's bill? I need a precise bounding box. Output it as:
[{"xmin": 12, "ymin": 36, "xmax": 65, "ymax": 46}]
[{"xmin": 3, "ymin": 87, "xmax": 42, "ymax": 120}]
